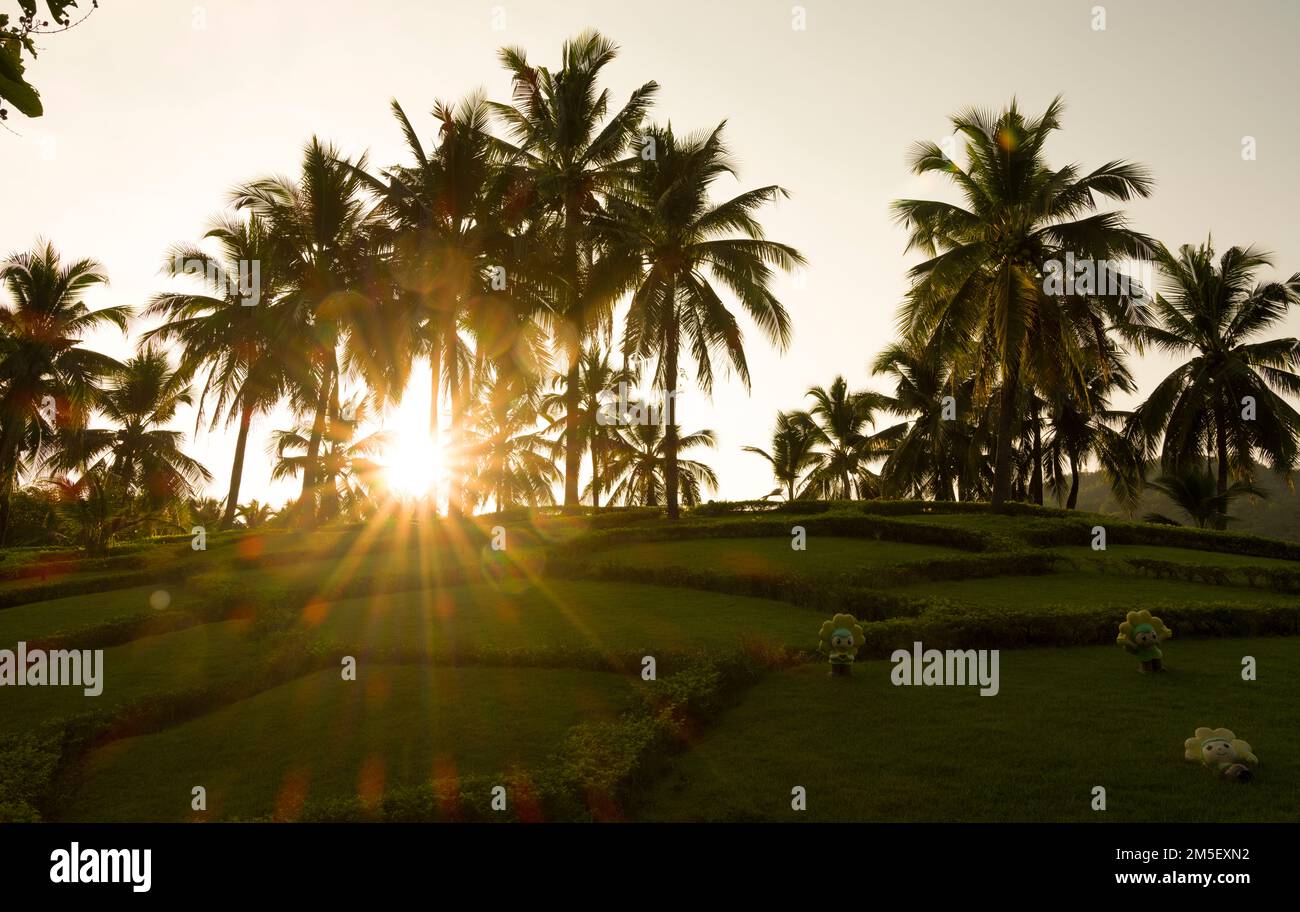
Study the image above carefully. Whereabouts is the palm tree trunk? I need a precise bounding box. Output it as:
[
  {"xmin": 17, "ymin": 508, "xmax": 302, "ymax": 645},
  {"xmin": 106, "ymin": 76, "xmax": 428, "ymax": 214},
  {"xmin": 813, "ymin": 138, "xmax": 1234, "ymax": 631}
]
[
  {"xmin": 664, "ymin": 317, "xmax": 681, "ymax": 521},
  {"xmin": 1030, "ymin": 406, "xmax": 1044, "ymax": 506},
  {"xmin": 591, "ymin": 440, "xmax": 602, "ymax": 511},
  {"xmin": 991, "ymin": 361, "xmax": 1022, "ymax": 511},
  {"xmin": 427, "ymin": 336, "xmax": 442, "ymax": 515},
  {"xmin": 0, "ymin": 428, "xmax": 18, "ymax": 547},
  {"xmin": 447, "ymin": 314, "xmax": 463, "ymax": 517},
  {"xmin": 1214, "ymin": 401, "xmax": 1230, "ymax": 530},
  {"xmin": 300, "ymin": 364, "xmax": 334, "ymax": 524},
  {"xmin": 1066, "ymin": 450, "xmax": 1081, "ymax": 510},
  {"xmin": 563, "ymin": 353, "xmax": 581, "ymax": 510},
  {"xmin": 220, "ymin": 400, "xmax": 254, "ymax": 530}
]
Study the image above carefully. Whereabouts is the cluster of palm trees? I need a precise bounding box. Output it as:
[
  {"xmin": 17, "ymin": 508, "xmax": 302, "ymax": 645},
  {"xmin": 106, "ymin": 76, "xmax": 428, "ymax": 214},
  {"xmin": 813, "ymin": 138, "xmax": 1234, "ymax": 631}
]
[
  {"xmin": 747, "ymin": 99, "xmax": 1300, "ymax": 528},
  {"xmin": 0, "ymin": 31, "xmax": 803, "ymax": 546}
]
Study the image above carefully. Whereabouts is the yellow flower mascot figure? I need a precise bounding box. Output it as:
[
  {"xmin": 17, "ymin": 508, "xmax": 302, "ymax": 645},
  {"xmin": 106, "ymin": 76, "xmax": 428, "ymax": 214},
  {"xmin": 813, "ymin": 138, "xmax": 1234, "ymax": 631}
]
[
  {"xmin": 1116, "ymin": 609, "xmax": 1172, "ymax": 673},
  {"xmin": 1184, "ymin": 727, "xmax": 1257, "ymax": 783},
  {"xmin": 819, "ymin": 613, "xmax": 864, "ymax": 678}
]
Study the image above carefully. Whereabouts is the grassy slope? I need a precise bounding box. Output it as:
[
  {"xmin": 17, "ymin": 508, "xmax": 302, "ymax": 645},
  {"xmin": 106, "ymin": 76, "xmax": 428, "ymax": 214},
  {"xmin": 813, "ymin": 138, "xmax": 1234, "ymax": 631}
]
[
  {"xmin": 595, "ymin": 537, "xmax": 966, "ymax": 576},
  {"xmin": 306, "ymin": 579, "xmax": 817, "ymax": 656},
  {"xmin": 640, "ymin": 637, "xmax": 1300, "ymax": 822},
  {"xmin": 899, "ymin": 572, "xmax": 1300, "ymax": 609},
  {"xmin": 61, "ymin": 665, "xmax": 638, "ymax": 822}
]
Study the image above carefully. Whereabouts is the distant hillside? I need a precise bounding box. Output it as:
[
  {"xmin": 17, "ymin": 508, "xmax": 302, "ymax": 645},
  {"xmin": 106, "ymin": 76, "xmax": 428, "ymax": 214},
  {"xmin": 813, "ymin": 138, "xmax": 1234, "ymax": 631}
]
[{"xmin": 1071, "ymin": 466, "xmax": 1300, "ymax": 542}]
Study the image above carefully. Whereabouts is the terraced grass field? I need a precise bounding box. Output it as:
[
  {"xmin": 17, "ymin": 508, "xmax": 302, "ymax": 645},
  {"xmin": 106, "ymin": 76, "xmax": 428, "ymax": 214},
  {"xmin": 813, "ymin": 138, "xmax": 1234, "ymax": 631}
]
[{"xmin": 2, "ymin": 502, "xmax": 1297, "ymax": 823}]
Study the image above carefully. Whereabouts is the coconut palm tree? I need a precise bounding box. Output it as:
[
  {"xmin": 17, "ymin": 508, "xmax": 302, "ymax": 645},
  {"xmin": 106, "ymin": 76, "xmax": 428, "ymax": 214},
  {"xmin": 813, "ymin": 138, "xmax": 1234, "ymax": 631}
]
[
  {"xmin": 236, "ymin": 499, "xmax": 276, "ymax": 529},
  {"xmin": 42, "ymin": 463, "xmax": 169, "ymax": 555},
  {"xmin": 0, "ymin": 241, "xmax": 129, "ymax": 544},
  {"xmin": 601, "ymin": 415, "xmax": 717, "ymax": 508},
  {"xmin": 270, "ymin": 395, "xmax": 389, "ymax": 523},
  {"xmin": 1143, "ymin": 468, "xmax": 1267, "ymax": 529},
  {"xmin": 742, "ymin": 410, "xmax": 820, "ymax": 501},
  {"xmin": 539, "ymin": 345, "xmax": 635, "ymax": 510},
  {"xmin": 893, "ymin": 97, "xmax": 1155, "ymax": 509},
  {"xmin": 490, "ymin": 30, "xmax": 659, "ymax": 509},
  {"xmin": 796, "ymin": 376, "xmax": 889, "ymax": 500},
  {"xmin": 230, "ymin": 137, "xmax": 387, "ymax": 523},
  {"xmin": 871, "ymin": 336, "xmax": 981, "ymax": 501},
  {"xmin": 46, "ymin": 348, "xmax": 211, "ymax": 509},
  {"xmin": 609, "ymin": 122, "xmax": 804, "ymax": 518},
  {"xmin": 1128, "ymin": 240, "xmax": 1300, "ymax": 524},
  {"xmin": 143, "ymin": 213, "xmax": 298, "ymax": 529},
  {"xmin": 464, "ymin": 373, "xmax": 558, "ymax": 512}
]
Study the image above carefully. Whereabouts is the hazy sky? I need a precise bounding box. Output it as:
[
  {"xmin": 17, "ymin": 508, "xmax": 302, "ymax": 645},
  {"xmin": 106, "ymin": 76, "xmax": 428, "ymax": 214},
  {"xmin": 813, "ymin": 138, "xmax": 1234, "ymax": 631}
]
[{"xmin": 4, "ymin": 0, "xmax": 1299, "ymax": 508}]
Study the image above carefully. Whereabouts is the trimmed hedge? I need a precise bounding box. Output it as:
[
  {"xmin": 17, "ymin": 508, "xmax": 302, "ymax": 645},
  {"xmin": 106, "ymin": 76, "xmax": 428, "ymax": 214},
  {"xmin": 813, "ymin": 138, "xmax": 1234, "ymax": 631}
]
[{"xmin": 854, "ymin": 599, "xmax": 1300, "ymax": 658}]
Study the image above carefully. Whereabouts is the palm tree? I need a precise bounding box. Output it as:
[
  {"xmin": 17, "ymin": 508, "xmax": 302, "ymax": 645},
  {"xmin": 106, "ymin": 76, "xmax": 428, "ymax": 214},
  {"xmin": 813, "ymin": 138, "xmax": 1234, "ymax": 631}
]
[
  {"xmin": 1128, "ymin": 240, "xmax": 1300, "ymax": 524},
  {"xmin": 230, "ymin": 137, "xmax": 387, "ymax": 523},
  {"xmin": 609, "ymin": 122, "xmax": 804, "ymax": 518},
  {"xmin": 237, "ymin": 499, "xmax": 277, "ymax": 529},
  {"xmin": 743, "ymin": 410, "xmax": 820, "ymax": 501},
  {"xmin": 871, "ymin": 336, "xmax": 981, "ymax": 501},
  {"xmin": 1143, "ymin": 468, "xmax": 1267, "ymax": 529},
  {"xmin": 0, "ymin": 241, "xmax": 129, "ymax": 544},
  {"xmin": 539, "ymin": 345, "xmax": 635, "ymax": 510},
  {"xmin": 143, "ymin": 213, "xmax": 297, "ymax": 529},
  {"xmin": 1043, "ymin": 344, "xmax": 1142, "ymax": 511},
  {"xmin": 465, "ymin": 373, "xmax": 558, "ymax": 511},
  {"xmin": 356, "ymin": 95, "xmax": 553, "ymax": 514},
  {"xmin": 796, "ymin": 376, "xmax": 889, "ymax": 500},
  {"xmin": 892, "ymin": 97, "xmax": 1155, "ymax": 509},
  {"xmin": 601, "ymin": 415, "xmax": 717, "ymax": 508},
  {"xmin": 43, "ymin": 463, "xmax": 168, "ymax": 555},
  {"xmin": 270, "ymin": 395, "xmax": 389, "ymax": 523},
  {"xmin": 47, "ymin": 348, "xmax": 212, "ymax": 509},
  {"xmin": 490, "ymin": 30, "xmax": 659, "ymax": 509}
]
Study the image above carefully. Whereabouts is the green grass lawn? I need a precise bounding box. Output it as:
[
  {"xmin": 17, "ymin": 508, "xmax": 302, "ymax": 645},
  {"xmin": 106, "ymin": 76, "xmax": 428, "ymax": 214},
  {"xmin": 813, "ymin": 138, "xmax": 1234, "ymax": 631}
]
[
  {"xmin": 901, "ymin": 571, "xmax": 1300, "ymax": 609},
  {"xmin": 0, "ymin": 620, "xmax": 256, "ymax": 736},
  {"xmin": 639, "ymin": 636, "xmax": 1300, "ymax": 822},
  {"xmin": 61, "ymin": 664, "xmax": 639, "ymax": 822},
  {"xmin": 1051, "ymin": 544, "xmax": 1300, "ymax": 570},
  {"xmin": 595, "ymin": 536, "xmax": 966, "ymax": 578},
  {"xmin": 305, "ymin": 579, "xmax": 817, "ymax": 656}
]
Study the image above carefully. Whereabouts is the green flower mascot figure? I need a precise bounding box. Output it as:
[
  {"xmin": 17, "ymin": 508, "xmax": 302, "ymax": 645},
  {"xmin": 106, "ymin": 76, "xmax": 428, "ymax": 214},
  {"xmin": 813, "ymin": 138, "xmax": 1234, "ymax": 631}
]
[
  {"xmin": 1184, "ymin": 727, "xmax": 1257, "ymax": 783},
  {"xmin": 819, "ymin": 613, "xmax": 864, "ymax": 678},
  {"xmin": 1116, "ymin": 609, "xmax": 1172, "ymax": 673}
]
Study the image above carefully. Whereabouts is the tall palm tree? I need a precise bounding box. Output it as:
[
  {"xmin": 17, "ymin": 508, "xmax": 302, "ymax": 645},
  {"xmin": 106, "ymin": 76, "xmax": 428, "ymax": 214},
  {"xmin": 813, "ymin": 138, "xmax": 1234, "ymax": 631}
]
[
  {"xmin": 892, "ymin": 97, "xmax": 1155, "ymax": 509},
  {"xmin": 539, "ymin": 345, "xmax": 635, "ymax": 510},
  {"xmin": 143, "ymin": 213, "xmax": 298, "ymax": 529},
  {"xmin": 1128, "ymin": 240, "xmax": 1300, "ymax": 524},
  {"xmin": 601, "ymin": 416, "xmax": 717, "ymax": 508},
  {"xmin": 796, "ymin": 376, "xmax": 889, "ymax": 500},
  {"xmin": 610, "ymin": 122, "xmax": 804, "ymax": 518},
  {"xmin": 48, "ymin": 348, "xmax": 211, "ymax": 508},
  {"xmin": 0, "ymin": 241, "xmax": 129, "ymax": 544},
  {"xmin": 230, "ymin": 137, "xmax": 387, "ymax": 523},
  {"xmin": 490, "ymin": 30, "xmax": 659, "ymax": 509},
  {"xmin": 356, "ymin": 95, "xmax": 554, "ymax": 515},
  {"xmin": 743, "ymin": 410, "xmax": 820, "ymax": 501}
]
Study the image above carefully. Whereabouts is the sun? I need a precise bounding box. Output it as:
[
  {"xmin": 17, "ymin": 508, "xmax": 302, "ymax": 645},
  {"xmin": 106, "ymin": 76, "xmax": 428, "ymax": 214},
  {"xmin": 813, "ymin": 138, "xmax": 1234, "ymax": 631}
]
[{"xmin": 384, "ymin": 427, "xmax": 441, "ymax": 500}]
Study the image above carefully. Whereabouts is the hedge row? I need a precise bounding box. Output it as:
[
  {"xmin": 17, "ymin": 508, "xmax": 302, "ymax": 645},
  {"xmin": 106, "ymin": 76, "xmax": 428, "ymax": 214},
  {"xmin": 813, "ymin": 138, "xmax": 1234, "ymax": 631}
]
[
  {"xmin": 853, "ymin": 599, "xmax": 1300, "ymax": 658},
  {"xmin": 1120, "ymin": 558, "xmax": 1300, "ymax": 594},
  {"xmin": 564, "ymin": 511, "xmax": 996, "ymax": 554}
]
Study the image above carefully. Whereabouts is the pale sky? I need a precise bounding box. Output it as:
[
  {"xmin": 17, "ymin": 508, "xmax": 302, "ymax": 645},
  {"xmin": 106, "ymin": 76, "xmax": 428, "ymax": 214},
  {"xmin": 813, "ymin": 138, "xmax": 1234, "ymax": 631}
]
[{"xmin": 4, "ymin": 0, "xmax": 1299, "ymax": 508}]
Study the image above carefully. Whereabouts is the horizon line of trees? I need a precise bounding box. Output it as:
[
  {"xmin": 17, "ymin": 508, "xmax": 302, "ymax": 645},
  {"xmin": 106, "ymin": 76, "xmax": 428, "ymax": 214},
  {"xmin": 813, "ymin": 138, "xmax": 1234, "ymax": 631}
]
[{"xmin": 2, "ymin": 38, "xmax": 1299, "ymax": 552}]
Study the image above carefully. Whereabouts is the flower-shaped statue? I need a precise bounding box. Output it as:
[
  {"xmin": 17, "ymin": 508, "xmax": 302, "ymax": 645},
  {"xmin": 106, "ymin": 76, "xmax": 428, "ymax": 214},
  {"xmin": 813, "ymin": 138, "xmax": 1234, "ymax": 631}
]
[
  {"xmin": 818, "ymin": 613, "xmax": 864, "ymax": 678},
  {"xmin": 1184, "ymin": 727, "xmax": 1257, "ymax": 783},
  {"xmin": 1116, "ymin": 609, "xmax": 1172, "ymax": 673}
]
